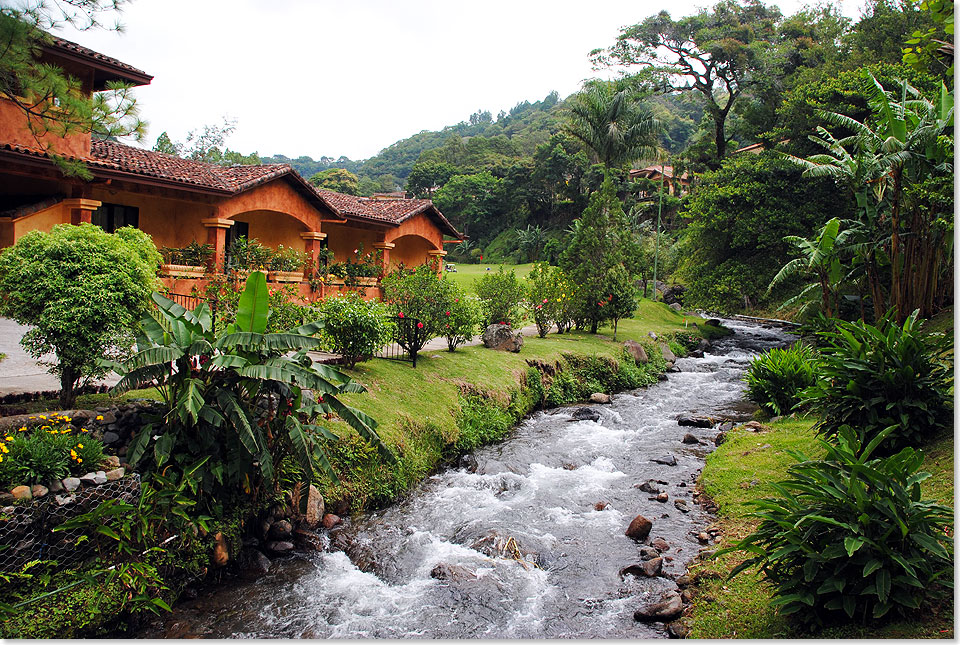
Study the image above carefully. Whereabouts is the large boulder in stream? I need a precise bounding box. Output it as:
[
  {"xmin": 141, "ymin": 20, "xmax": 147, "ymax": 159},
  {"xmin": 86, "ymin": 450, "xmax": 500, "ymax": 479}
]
[
  {"xmin": 625, "ymin": 514, "xmax": 653, "ymax": 541},
  {"xmin": 569, "ymin": 407, "xmax": 601, "ymax": 422},
  {"xmin": 634, "ymin": 590, "xmax": 683, "ymax": 622}
]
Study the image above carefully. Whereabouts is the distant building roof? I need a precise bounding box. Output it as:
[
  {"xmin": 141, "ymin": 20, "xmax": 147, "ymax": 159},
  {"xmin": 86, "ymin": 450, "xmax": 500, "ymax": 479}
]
[{"xmin": 629, "ymin": 165, "xmax": 690, "ymax": 182}]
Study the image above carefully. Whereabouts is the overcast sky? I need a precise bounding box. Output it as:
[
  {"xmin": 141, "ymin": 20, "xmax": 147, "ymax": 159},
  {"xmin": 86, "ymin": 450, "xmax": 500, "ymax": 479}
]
[{"xmin": 55, "ymin": 0, "xmax": 866, "ymax": 162}]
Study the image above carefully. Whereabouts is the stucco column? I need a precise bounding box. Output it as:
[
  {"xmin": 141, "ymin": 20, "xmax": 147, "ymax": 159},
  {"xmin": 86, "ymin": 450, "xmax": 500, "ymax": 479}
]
[
  {"xmin": 201, "ymin": 217, "xmax": 235, "ymax": 274},
  {"xmin": 372, "ymin": 242, "xmax": 395, "ymax": 277},
  {"xmin": 427, "ymin": 249, "xmax": 447, "ymax": 276},
  {"xmin": 64, "ymin": 198, "xmax": 101, "ymax": 225},
  {"xmin": 300, "ymin": 231, "xmax": 328, "ymax": 280}
]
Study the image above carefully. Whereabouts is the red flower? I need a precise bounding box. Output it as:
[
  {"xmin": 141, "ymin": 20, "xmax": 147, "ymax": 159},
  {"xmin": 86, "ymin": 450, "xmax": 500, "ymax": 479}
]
[
  {"xmin": 417, "ymin": 322, "xmax": 424, "ymax": 329},
  {"xmin": 455, "ymin": 298, "xmax": 459, "ymax": 303},
  {"xmin": 445, "ymin": 311, "xmax": 451, "ymax": 316},
  {"xmin": 398, "ymin": 312, "xmax": 404, "ymax": 318}
]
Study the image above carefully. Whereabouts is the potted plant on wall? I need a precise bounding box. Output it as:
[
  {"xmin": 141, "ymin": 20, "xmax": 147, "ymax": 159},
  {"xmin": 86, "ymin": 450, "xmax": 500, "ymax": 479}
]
[
  {"xmin": 228, "ymin": 236, "xmax": 273, "ymax": 278},
  {"xmin": 268, "ymin": 244, "xmax": 308, "ymax": 283},
  {"xmin": 160, "ymin": 241, "xmax": 213, "ymax": 278},
  {"xmin": 327, "ymin": 244, "xmax": 383, "ymax": 287}
]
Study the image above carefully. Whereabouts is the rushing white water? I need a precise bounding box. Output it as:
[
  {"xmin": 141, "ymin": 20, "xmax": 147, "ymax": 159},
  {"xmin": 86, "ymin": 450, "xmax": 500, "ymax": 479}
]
[{"xmin": 141, "ymin": 320, "xmax": 795, "ymax": 639}]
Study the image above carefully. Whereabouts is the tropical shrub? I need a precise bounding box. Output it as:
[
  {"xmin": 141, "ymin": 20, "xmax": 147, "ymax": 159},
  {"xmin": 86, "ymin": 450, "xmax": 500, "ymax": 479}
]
[
  {"xmin": 670, "ymin": 331, "xmax": 701, "ymax": 353},
  {"xmin": 526, "ymin": 262, "xmax": 557, "ymax": 337},
  {"xmin": 382, "ymin": 264, "xmax": 451, "ymax": 363},
  {"xmin": 802, "ymin": 310, "xmax": 953, "ymax": 454},
  {"xmin": 327, "ymin": 243, "xmax": 383, "ymax": 281},
  {"xmin": 0, "ymin": 414, "xmax": 105, "ymax": 488},
  {"xmin": 722, "ymin": 427, "xmax": 953, "ymax": 627},
  {"xmin": 109, "ymin": 272, "xmax": 392, "ymax": 509},
  {"xmin": 597, "ymin": 265, "xmax": 637, "ymax": 340},
  {"xmin": 442, "ymin": 284, "xmax": 480, "ymax": 352},
  {"xmin": 317, "ymin": 292, "xmax": 394, "ymax": 368},
  {"xmin": 744, "ymin": 342, "xmax": 819, "ymax": 416},
  {"xmin": 227, "ymin": 235, "xmax": 273, "ymax": 271},
  {"xmin": 475, "ymin": 266, "xmax": 526, "ymax": 328},
  {"xmin": 268, "ymin": 244, "xmax": 308, "ymax": 272},
  {"xmin": 0, "ymin": 223, "xmax": 161, "ymax": 407}
]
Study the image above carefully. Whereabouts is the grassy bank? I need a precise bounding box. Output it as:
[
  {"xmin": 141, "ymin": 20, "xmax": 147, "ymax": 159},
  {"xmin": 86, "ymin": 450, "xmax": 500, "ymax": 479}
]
[
  {"xmin": 315, "ymin": 300, "xmax": 712, "ymax": 511},
  {"xmin": 688, "ymin": 417, "xmax": 954, "ymax": 639}
]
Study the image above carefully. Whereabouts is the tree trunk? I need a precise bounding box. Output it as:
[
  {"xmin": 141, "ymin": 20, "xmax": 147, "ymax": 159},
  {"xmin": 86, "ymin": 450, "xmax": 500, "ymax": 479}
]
[
  {"xmin": 59, "ymin": 365, "xmax": 78, "ymax": 409},
  {"xmin": 888, "ymin": 169, "xmax": 903, "ymax": 322}
]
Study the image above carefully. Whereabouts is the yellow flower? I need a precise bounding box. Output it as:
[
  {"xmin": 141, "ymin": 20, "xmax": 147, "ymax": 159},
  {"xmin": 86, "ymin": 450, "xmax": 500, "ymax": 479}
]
[
  {"xmin": 77, "ymin": 458, "xmax": 82, "ymax": 464},
  {"xmin": 96, "ymin": 415, "xmax": 104, "ymax": 421},
  {"xmin": 0, "ymin": 445, "xmax": 8, "ymax": 454},
  {"xmin": 38, "ymin": 415, "xmax": 46, "ymax": 420},
  {"xmin": 81, "ymin": 428, "xmax": 89, "ymax": 433},
  {"xmin": 4, "ymin": 436, "xmax": 12, "ymax": 442},
  {"xmin": 18, "ymin": 426, "xmax": 26, "ymax": 432},
  {"xmin": 70, "ymin": 449, "xmax": 77, "ymax": 458},
  {"xmin": 77, "ymin": 443, "xmax": 84, "ymax": 449},
  {"xmin": 0, "ymin": 455, "xmax": 3, "ymax": 463}
]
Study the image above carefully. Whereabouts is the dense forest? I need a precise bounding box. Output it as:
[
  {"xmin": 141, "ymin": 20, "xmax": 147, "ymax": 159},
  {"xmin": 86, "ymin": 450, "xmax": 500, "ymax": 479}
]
[{"xmin": 167, "ymin": 0, "xmax": 952, "ymax": 317}]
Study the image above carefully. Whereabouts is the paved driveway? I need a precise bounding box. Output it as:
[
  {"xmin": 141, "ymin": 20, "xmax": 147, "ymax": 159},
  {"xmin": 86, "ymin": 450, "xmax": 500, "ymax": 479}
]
[{"xmin": 0, "ymin": 318, "xmax": 120, "ymax": 395}]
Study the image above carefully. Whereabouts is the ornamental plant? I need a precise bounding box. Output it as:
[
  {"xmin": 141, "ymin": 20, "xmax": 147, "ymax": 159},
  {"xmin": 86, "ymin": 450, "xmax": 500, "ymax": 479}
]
[
  {"xmin": 317, "ymin": 292, "xmax": 394, "ymax": 368},
  {"xmin": 744, "ymin": 342, "xmax": 819, "ymax": 416},
  {"xmin": 722, "ymin": 426, "xmax": 953, "ymax": 627},
  {"xmin": 0, "ymin": 413, "xmax": 105, "ymax": 488},
  {"xmin": 227, "ymin": 235, "xmax": 273, "ymax": 271},
  {"xmin": 109, "ymin": 272, "xmax": 392, "ymax": 509},
  {"xmin": 0, "ymin": 223, "xmax": 161, "ymax": 407},
  {"xmin": 526, "ymin": 262, "xmax": 557, "ymax": 338},
  {"xmin": 382, "ymin": 263, "xmax": 451, "ymax": 364},
  {"xmin": 801, "ymin": 310, "xmax": 953, "ymax": 454},
  {"xmin": 443, "ymin": 285, "xmax": 481, "ymax": 352},
  {"xmin": 160, "ymin": 240, "xmax": 213, "ymax": 267},
  {"xmin": 475, "ymin": 266, "xmax": 527, "ymax": 328},
  {"xmin": 268, "ymin": 244, "xmax": 308, "ymax": 273}
]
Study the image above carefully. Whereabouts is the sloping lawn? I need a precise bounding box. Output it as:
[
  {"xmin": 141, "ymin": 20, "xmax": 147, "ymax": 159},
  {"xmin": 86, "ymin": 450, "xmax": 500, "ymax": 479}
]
[{"xmin": 443, "ymin": 263, "xmax": 534, "ymax": 294}]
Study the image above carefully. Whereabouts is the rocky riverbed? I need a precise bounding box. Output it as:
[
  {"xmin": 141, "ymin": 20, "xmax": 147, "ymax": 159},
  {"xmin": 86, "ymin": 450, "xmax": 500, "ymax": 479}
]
[{"xmin": 139, "ymin": 319, "xmax": 794, "ymax": 639}]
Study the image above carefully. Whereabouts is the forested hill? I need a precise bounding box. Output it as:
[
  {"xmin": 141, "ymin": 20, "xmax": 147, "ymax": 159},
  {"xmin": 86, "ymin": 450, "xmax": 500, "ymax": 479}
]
[{"xmin": 261, "ymin": 91, "xmax": 569, "ymax": 186}]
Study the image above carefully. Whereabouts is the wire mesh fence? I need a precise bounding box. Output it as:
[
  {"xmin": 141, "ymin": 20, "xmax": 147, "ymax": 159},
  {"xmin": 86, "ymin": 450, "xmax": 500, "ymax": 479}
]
[
  {"xmin": 0, "ymin": 474, "xmax": 141, "ymax": 574},
  {"xmin": 375, "ymin": 316, "xmax": 425, "ymax": 366}
]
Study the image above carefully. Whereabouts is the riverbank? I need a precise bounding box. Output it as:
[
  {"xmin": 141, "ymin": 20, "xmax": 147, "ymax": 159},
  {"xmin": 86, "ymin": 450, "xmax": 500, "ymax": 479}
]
[{"xmin": 686, "ymin": 416, "xmax": 954, "ymax": 639}]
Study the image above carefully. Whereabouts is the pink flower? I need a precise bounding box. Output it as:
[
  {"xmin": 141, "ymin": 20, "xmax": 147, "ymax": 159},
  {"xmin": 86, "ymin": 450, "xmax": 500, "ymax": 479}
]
[
  {"xmin": 354, "ymin": 249, "xmax": 359, "ymax": 254},
  {"xmin": 543, "ymin": 299, "xmax": 548, "ymax": 303},
  {"xmin": 455, "ymin": 298, "xmax": 459, "ymax": 303},
  {"xmin": 398, "ymin": 312, "xmax": 404, "ymax": 318},
  {"xmin": 417, "ymin": 322, "xmax": 424, "ymax": 329},
  {"xmin": 445, "ymin": 311, "xmax": 451, "ymax": 316}
]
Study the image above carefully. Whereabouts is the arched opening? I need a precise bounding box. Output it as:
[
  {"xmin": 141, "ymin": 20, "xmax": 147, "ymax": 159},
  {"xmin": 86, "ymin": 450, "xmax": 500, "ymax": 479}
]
[{"xmin": 390, "ymin": 234, "xmax": 437, "ymax": 271}]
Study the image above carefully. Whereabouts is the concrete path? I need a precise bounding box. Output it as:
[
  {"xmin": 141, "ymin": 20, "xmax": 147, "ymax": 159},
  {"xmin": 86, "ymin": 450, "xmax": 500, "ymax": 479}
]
[{"xmin": 0, "ymin": 318, "xmax": 120, "ymax": 395}]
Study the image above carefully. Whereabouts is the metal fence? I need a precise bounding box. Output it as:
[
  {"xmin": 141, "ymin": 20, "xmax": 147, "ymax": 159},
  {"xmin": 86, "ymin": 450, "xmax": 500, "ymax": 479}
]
[
  {"xmin": 0, "ymin": 474, "xmax": 141, "ymax": 574},
  {"xmin": 376, "ymin": 316, "xmax": 427, "ymax": 367}
]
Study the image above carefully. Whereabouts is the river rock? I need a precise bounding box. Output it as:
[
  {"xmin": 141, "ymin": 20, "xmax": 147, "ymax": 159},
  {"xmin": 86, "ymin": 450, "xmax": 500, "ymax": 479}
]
[
  {"xmin": 270, "ymin": 519, "xmax": 293, "ymax": 539},
  {"xmin": 293, "ymin": 529, "xmax": 324, "ymax": 551},
  {"xmin": 80, "ymin": 471, "xmax": 107, "ymax": 485},
  {"xmin": 641, "ymin": 557, "xmax": 663, "ymax": 577},
  {"xmin": 11, "ymin": 486, "xmax": 31, "ymax": 501},
  {"xmin": 651, "ymin": 537, "xmax": 670, "ymax": 552},
  {"xmin": 30, "ymin": 485, "xmax": 48, "ymax": 499},
  {"xmin": 681, "ymin": 433, "xmax": 699, "ymax": 444},
  {"xmin": 266, "ymin": 540, "xmax": 294, "ymax": 555},
  {"xmin": 678, "ymin": 416, "xmax": 714, "ymax": 428},
  {"xmin": 105, "ymin": 467, "xmax": 125, "ymax": 481},
  {"xmin": 675, "ymin": 573, "xmax": 694, "ymax": 587},
  {"xmin": 589, "ymin": 393, "xmax": 611, "ymax": 404},
  {"xmin": 482, "ymin": 324, "xmax": 523, "ymax": 352},
  {"xmin": 674, "ymin": 500, "xmax": 689, "ymax": 513},
  {"xmin": 669, "ymin": 303, "xmax": 682, "ymax": 311},
  {"xmin": 652, "ymin": 455, "xmax": 677, "ymax": 466},
  {"xmin": 656, "ymin": 492, "xmax": 669, "ymax": 503},
  {"xmin": 238, "ymin": 548, "xmax": 271, "ymax": 579},
  {"xmin": 430, "ymin": 563, "xmax": 476, "ymax": 581},
  {"xmin": 212, "ymin": 532, "xmax": 229, "ymax": 566},
  {"xmin": 636, "ymin": 480, "xmax": 661, "ymax": 494},
  {"xmin": 697, "ymin": 532, "xmax": 711, "ymax": 544},
  {"xmin": 625, "ymin": 514, "xmax": 653, "ymax": 541},
  {"xmin": 61, "ymin": 477, "xmax": 81, "ymax": 492},
  {"xmin": 714, "ymin": 431, "xmax": 727, "ymax": 446},
  {"xmin": 623, "ymin": 340, "xmax": 648, "ymax": 363},
  {"xmin": 55, "ymin": 494, "xmax": 76, "ymax": 506},
  {"xmin": 47, "ymin": 479, "xmax": 63, "ymax": 493},
  {"xmin": 741, "ymin": 421, "xmax": 766, "ymax": 432},
  {"xmin": 104, "ymin": 455, "xmax": 121, "ymax": 468},
  {"xmin": 303, "ymin": 485, "xmax": 325, "ymax": 529},
  {"xmin": 0, "ymin": 493, "xmax": 14, "ymax": 505},
  {"xmin": 639, "ymin": 546, "xmax": 660, "ymax": 560},
  {"xmin": 668, "ymin": 620, "xmax": 693, "ymax": 638},
  {"xmin": 322, "ymin": 513, "xmax": 342, "ymax": 529},
  {"xmin": 459, "ymin": 454, "xmax": 479, "ymax": 473},
  {"xmin": 634, "ymin": 590, "xmax": 683, "ymax": 622},
  {"xmin": 102, "ymin": 431, "xmax": 120, "ymax": 445},
  {"xmin": 569, "ymin": 407, "xmax": 601, "ymax": 422},
  {"xmin": 659, "ymin": 343, "xmax": 677, "ymax": 363}
]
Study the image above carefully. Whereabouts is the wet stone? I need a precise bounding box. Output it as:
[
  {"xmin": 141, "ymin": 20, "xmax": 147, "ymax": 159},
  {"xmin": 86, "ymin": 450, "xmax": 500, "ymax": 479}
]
[
  {"xmin": 681, "ymin": 433, "xmax": 700, "ymax": 444},
  {"xmin": 639, "ymin": 546, "xmax": 660, "ymax": 560},
  {"xmin": 238, "ymin": 548, "xmax": 271, "ymax": 579},
  {"xmin": 266, "ymin": 541, "xmax": 294, "ymax": 555},
  {"xmin": 652, "ymin": 455, "xmax": 678, "ymax": 466},
  {"xmin": 634, "ymin": 590, "xmax": 683, "ymax": 622},
  {"xmin": 102, "ymin": 431, "xmax": 120, "ymax": 445},
  {"xmin": 589, "ymin": 393, "xmax": 612, "ymax": 404},
  {"xmin": 625, "ymin": 514, "xmax": 653, "ymax": 541},
  {"xmin": 678, "ymin": 416, "xmax": 714, "ymax": 428},
  {"xmin": 269, "ymin": 520, "xmax": 293, "ymax": 539},
  {"xmin": 322, "ymin": 513, "xmax": 341, "ymax": 529},
  {"xmin": 674, "ymin": 500, "xmax": 690, "ymax": 513},
  {"xmin": 641, "ymin": 557, "xmax": 663, "ymax": 577},
  {"xmin": 636, "ymin": 480, "xmax": 662, "ymax": 494},
  {"xmin": 656, "ymin": 492, "xmax": 669, "ymax": 503},
  {"xmin": 569, "ymin": 407, "xmax": 601, "ymax": 422},
  {"xmin": 651, "ymin": 537, "xmax": 670, "ymax": 552}
]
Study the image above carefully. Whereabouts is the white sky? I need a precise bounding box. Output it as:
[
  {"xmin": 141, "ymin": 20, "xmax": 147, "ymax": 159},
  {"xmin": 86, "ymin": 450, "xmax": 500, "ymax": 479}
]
[{"xmin": 54, "ymin": 0, "xmax": 867, "ymax": 162}]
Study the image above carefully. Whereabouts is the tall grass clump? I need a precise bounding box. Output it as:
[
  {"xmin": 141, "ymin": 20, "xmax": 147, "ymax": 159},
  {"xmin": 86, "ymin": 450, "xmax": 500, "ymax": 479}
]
[{"xmin": 745, "ymin": 342, "xmax": 819, "ymax": 416}]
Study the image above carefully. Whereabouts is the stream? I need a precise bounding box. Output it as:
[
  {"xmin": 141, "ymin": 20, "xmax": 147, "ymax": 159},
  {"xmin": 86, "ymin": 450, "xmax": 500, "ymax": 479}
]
[{"xmin": 140, "ymin": 319, "xmax": 795, "ymax": 639}]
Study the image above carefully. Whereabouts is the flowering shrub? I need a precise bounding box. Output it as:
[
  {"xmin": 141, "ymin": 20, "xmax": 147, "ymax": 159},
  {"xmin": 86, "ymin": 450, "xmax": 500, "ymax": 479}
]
[
  {"xmin": 227, "ymin": 235, "xmax": 273, "ymax": 271},
  {"xmin": 317, "ymin": 292, "xmax": 394, "ymax": 368},
  {"xmin": 328, "ymin": 243, "xmax": 383, "ymax": 282},
  {"xmin": 382, "ymin": 264, "xmax": 452, "ymax": 363},
  {"xmin": 0, "ymin": 413, "xmax": 106, "ymax": 488},
  {"xmin": 443, "ymin": 283, "xmax": 481, "ymax": 351},
  {"xmin": 475, "ymin": 267, "xmax": 527, "ymax": 328},
  {"xmin": 268, "ymin": 244, "xmax": 308, "ymax": 272}
]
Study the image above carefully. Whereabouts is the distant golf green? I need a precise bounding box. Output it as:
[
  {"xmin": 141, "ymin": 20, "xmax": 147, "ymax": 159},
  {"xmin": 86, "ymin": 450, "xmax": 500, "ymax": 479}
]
[{"xmin": 442, "ymin": 262, "xmax": 535, "ymax": 295}]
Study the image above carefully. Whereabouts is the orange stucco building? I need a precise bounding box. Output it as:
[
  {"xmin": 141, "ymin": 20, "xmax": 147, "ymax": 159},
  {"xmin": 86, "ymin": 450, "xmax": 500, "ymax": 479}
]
[{"xmin": 0, "ymin": 35, "xmax": 462, "ymax": 302}]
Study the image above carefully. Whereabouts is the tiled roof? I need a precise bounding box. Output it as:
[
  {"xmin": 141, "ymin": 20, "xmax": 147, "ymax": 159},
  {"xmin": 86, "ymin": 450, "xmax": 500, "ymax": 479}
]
[
  {"xmin": 91, "ymin": 140, "xmax": 290, "ymax": 192},
  {"xmin": 314, "ymin": 189, "xmax": 461, "ymax": 237},
  {"xmin": 630, "ymin": 165, "xmax": 690, "ymax": 182},
  {"xmin": 46, "ymin": 35, "xmax": 152, "ymax": 85}
]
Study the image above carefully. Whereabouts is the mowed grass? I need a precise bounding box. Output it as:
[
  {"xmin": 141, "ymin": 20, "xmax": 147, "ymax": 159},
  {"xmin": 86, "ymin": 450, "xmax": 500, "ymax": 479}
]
[
  {"xmin": 442, "ymin": 262, "xmax": 535, "ymax": 294},
  {"xmin": 690, "ymin": 417, "xmax": 955, "ymax": 639}
]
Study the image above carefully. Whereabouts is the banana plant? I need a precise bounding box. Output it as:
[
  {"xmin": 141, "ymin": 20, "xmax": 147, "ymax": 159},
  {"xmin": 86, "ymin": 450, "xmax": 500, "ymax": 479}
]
[
  {"xmin": 109, "ymin": 271, "xmax": 393, "ymax": 507},
  {"xmin": 768, "ymin": 217, "xmax": 851, "ymax": 319}
]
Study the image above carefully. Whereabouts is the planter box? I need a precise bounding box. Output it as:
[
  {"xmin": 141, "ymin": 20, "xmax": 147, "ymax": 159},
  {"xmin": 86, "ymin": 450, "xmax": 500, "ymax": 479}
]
[
  {"xmin": 355, "ymin": 276, "xmax": 379, "ymax": 286},
  {"xmin": 326, "ymin": 274, "xmax": 377, "ymax": 286},
  {"xmin": 269, "ymin": 270, "xmax": 304, "ymax": 283},
  {"xmin": 161, "ymin": 264, "xmax": 207, "ymax": 278}
]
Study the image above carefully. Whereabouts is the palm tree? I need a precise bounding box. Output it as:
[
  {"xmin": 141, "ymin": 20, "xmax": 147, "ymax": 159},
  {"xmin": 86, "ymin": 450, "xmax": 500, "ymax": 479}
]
[
  {"xmin": 516, "ymin": 225, "xmax": 546, "ymax": 262},
  {"xmin": 768, "ymin": 217, "xmax": 851, "ymax": 319},
  {"xmin": 564, "ymin": 81, "xmax": 660, "ymax": 171}
]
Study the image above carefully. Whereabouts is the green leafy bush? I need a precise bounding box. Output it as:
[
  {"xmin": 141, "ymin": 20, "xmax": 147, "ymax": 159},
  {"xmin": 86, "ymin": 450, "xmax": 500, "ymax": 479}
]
[
  {"xmin": 227, "ymin": 235, "xmax": 273, "ymax": 271},
  {"xmin": 160, "ymin": 240, "xmax": 212, "ymax": 266},
  {"xmin": 0, "ymin": 223, "xmax": 161, "ymax": 407},
  {"xmin": 475, "ymin": 267, "xmax": 527, "ymax": 328},
  {"xmin": 268, "ymin": 244, "xmax": 307, "ymax": 272},
  {"xmin": 526, "ymin": 262, "xmax": 560, "ymax": 337},
  {"xmin": 442, "ymin": 284, "xmax": 481, "ymax": 352},
  {"xmin": 722, "ymin": 427, "xmax": 953, "ymax": 627},
  {"xmin": 382, "ymin": 264, "xmax": 452, "ymax": 362},
  {"xmin": 745, "ymin": 342, "xmax": 819, "ymax": 416},
  {"xmin": 671, "ymin": 331, "xmax": 702, "ymax": 352},
  {"xmin": 317, "ymin": 292, "xmax": 393, "ymax": 368},
  {"xmin": 802, "ymin": 311, "xmax": 953, "ymax": 454},
  {"xmin": 0, "ymin": 414, "xmax": 105, "ymax": 488}
]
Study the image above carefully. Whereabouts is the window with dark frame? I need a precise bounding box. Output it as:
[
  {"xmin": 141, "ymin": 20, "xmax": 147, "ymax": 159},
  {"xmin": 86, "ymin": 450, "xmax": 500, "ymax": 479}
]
[{"xmin": 91, "ymin": 203, "xmax": 139, "ymax": 233}]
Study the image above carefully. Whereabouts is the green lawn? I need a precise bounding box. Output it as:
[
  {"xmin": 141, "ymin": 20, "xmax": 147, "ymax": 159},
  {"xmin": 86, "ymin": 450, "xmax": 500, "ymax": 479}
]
[
  {"xmin": 689, "ymin": 417, "xmax": 954, "ymax": 639},
  {"xmin": 442, "ymin": 262, "xmax": 535, "ymax": 294}
]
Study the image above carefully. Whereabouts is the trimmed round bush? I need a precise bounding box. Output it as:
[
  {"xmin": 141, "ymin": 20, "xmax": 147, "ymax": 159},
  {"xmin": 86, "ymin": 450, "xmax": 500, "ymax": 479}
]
[{"xmin": 317, "ymin": 292, "xmax": 393, "ymax": 368}]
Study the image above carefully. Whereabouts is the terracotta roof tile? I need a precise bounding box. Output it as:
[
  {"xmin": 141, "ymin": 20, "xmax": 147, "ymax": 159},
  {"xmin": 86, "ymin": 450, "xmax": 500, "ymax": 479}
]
[{"xmin": 47, "ymin": 35, "xmax": 151, "ymax": 84}]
